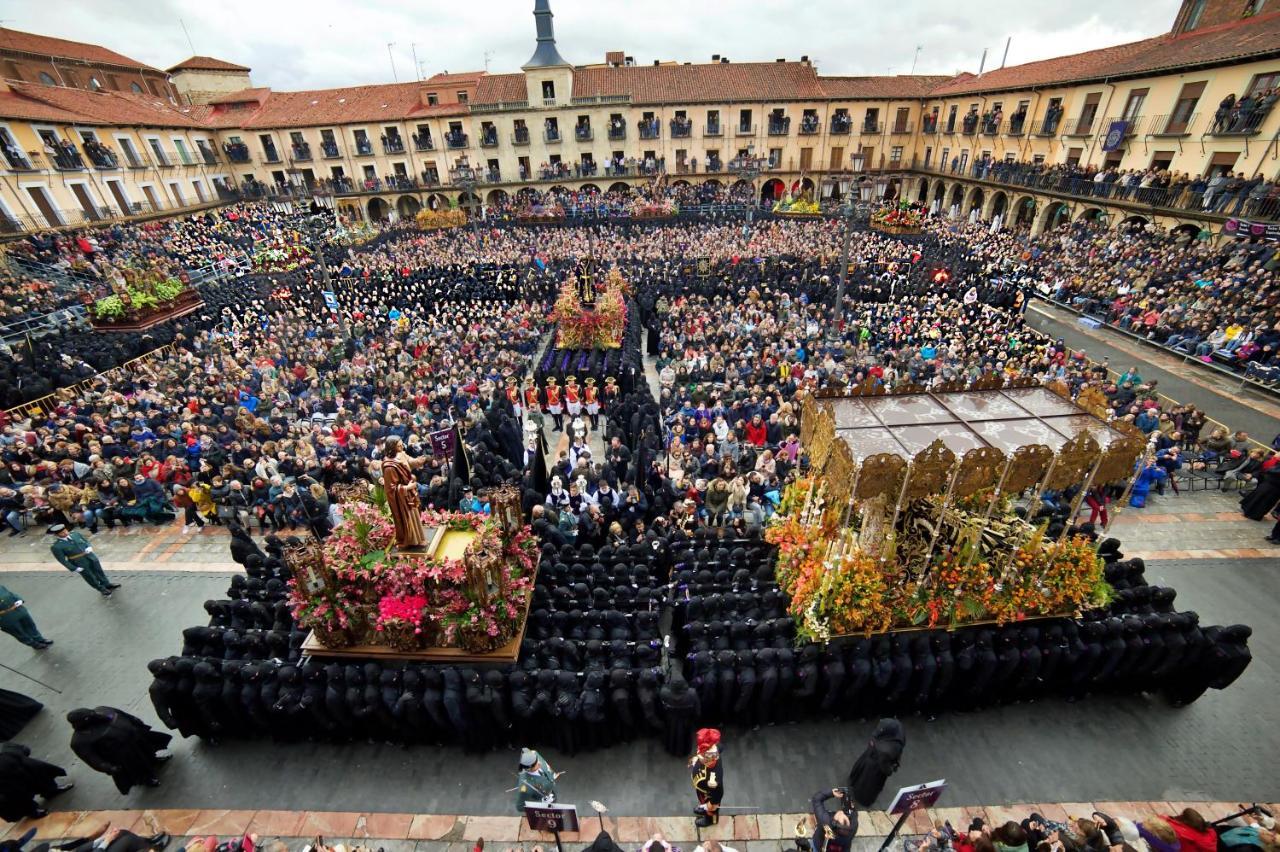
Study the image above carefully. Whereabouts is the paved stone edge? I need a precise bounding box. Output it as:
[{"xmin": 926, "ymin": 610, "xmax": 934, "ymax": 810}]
[{"xmin": 3, "ymin": 802, "xmax": 1275, "ymax": 845}]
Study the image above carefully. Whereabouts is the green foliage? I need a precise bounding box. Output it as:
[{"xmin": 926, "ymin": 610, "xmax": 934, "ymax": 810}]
[
  {"xmin": 370, "ymin": 483, "xmax": 388, "ymax": 512},
  {"xmin": 93, "ymin": 295, "xmax": 125, "ymax": 319},
  {"xmin": 153, "ymin": 278, "xmax": 184, "ymax": 302}
]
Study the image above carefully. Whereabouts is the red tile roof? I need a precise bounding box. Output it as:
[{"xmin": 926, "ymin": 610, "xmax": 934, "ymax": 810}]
[
  {"xmin": 570, "ymin": 61, "xmax": 830, "ymax": 104},
  {"xmin": 167, "ymin": 55, "xmax": 251, "ymax": 73},
  {"xmin": 475, "ymin": 73, "xmax": 527, "ymax": 104},
  {"xmin": 239, "ymin": 82, "xmax": 467, "ymax": 129},
  {"xmin": 0, "ymin": 27, "xmax": 159, "ymax": 72},
  {"xmin": 206, "ymin": 87, "xmax": 271, "ymax": 106},
  {"xmin": 929, "ymin": 10, "xmax": 1280, "ymax": 95},
  {"xmin": 1, "ymin": 82, "xmax": 201, "ymax": 127},
  {"xmin": 821, "ymin": 75, "xmax": 953, "ymax": 99},
  {"xmin": 424, "ymin": 71, "xmax": 485, "ymax": 86}
]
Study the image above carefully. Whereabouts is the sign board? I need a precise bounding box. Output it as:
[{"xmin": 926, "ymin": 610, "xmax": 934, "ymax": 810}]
[
  {"xmin": 525, "ymin": 803, "xmax": 580, "ymax": 833},
  {"xmin": 429, "ymin": 426, "xmax": 456, "ymax": 457},
  {"xmin": 1223, "ymin": 217, "xmax": 1280, "ymax": 242},
  {"xmin": 321, "ymin": 291, "xmax": 339, "ymax": 312},
  {"xmin": 696, "ymin": 257, "xmax": 712, "ymax": 277},
  {"xmin": 886, "ymin": 780, "xmax": 947, "ymax": 815}
]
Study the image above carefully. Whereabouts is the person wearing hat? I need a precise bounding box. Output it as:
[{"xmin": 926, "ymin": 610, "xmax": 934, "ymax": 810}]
[
  {"xmin": 0, "ymin": 583, "xmax": 51, "ymax": 650},
  {"xmin": 505, "ymin": 376, "xmax": 523, "ymax": 420},
  {"xmin": 523, "ymin": 378, "xmax": 541, "ymax": 424},
  {"xmin": 583, "ymin": 377, "xmax": 600, "ymax": 431},
  {"xmin": 603, "ymin": 374, "xmax": 619, "ymax": 410},
  {"xmin": 689, "ymin": 727, "xmax": 723, "ymax": 827},
  {"xmin": 49, "ymin": 524, "xmax": 119, "ymax": 597},
  {"xmin": 565, "ymin": 376, "xmax": 582, "ymax": 421},
  {"xmin": 513, "ymin": 747, "xmax": 560, "ymax": 812},
  {"xmin": 544, "ymin": 377, "xmax": 563, "ymax": 432}
]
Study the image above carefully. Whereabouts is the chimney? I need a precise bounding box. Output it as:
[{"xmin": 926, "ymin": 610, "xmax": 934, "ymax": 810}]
[
  {"xmin": 712, "ymin": 54, "xmax": 720, "ymax": 62},
  {"xmin": 776, "ymin": 58, "xmax": 785, "ymax": 63},
  {"xmin": 653, "ymin": 59, "xmax": 659, "ymax": 66},
  {"xmin": 720, "ymin": 57, "xmax": 729, "ymax": 63},
  {"xmin": 801, "ymin": 55, "xmax": 809, "ymax": 63},
  {"xmin": 521, "ymin": 0, "xmax": 571, "ymax": 69}
]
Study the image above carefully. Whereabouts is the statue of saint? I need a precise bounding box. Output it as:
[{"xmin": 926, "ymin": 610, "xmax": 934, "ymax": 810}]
[{"xmin": 381, "ymin": 436, "xmax": 428, "ymax": 551}]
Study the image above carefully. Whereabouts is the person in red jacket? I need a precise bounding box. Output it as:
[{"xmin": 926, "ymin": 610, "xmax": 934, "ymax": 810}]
[
  {"xmin": 1164, "ymin": 809, "xmax": 1218, "ymax": 852},
  {"xmin": 744, "ymin": 414, "xmax": 768, "ymax": 448}
]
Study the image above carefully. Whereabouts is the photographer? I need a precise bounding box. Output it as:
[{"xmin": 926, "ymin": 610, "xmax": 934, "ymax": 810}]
[{"xmin": 811, "ymin": 788, "xmax": 858, "ymax": 852}]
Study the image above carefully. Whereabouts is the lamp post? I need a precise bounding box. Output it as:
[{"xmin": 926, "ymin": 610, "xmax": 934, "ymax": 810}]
[
  {"xmin": 729, "ymin": 143, "xmax": 770, "ymax": 224},
  {"xmin": 822, "ymin": 172, "xmax": 855, "ymax": 321},
  {"xmin": 450, "ymin": 155, "xmax": 479, "ymax": 233}
]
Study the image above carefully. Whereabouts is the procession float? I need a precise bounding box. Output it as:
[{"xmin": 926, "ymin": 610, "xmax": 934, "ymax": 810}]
[
  {"xmin": 870, "ymin": 202, "xmax": 925, "ymax": 235},
  {"xmin": 290, "ymin": 483, "xmax": 539, "ymax": 663},
  {"xmin": 90, "ymin": 264, "xmax": 203, "ymax": 332},
  {"xmin": 770, "ymin": 379, "xmax": 1146, "ymax": 642},
  {"xmin": 415, "ymin": 207, "xmax": 467, "ymax": 231}
]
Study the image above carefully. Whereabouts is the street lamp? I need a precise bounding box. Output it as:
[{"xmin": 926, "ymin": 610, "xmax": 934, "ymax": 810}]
[
  {"xmin": 450, "ymin": 155, "xmax": 479, "ymax": 232},
  {"xmin": 822, "ymin": 173, "xmax": 857, "ymax": 320},
  {"xmin": 729, "ymin": 142, "xmax": 770, "ymax": 224}
]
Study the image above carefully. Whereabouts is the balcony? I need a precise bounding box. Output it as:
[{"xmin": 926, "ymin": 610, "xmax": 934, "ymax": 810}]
[
  {"xmin": 1100, "ymin": 115, "xmax": 1146, "ymax": 137},
  {"xmin": 85, "ymin": 146, "xmax": 120, "ymax": 170},
  {"xmin": 224, "ymin": 145, "xmax": 251, "ymax": 163},
  {"xmin": 544, "ymin": 128, "xmax": 562, "ymax": 144},
  {"xmin": 1032, "ymin": 117, "xmax": 1062, "ymax": 136},
  {"xmin": 736, "ymin": 123, "xmax": 756, "ymax": 137},
  {"xmin": 321, "ymin": 142, "xmax": 342, "ymax": 159},
  {"xmin": 1061, "ymin": 117, "xmax": 1096, "ymax": 137},
  {"xmin": 890, "ymin": 122, "xmax": 914, "ymax": 135},
  {"xmin": 638, "ymin": 121, "xmax": 660, "ymax": 140},
  {"xmin": 669, "ymin": 120, "xmax": 692, "ymax": 138},
  {"xmin": 483, "ymin": 168, "xmax": 502, "ymax": 184},
  {"xmin": 1152, "ymin": 113, "xmax": 1198, "ymax": 137},
  {"xmin": 480, "ymin": 130, "xmax": 499, "ymax": 148},
  {"xmin": 767, "ymin": 118, "xmax": 790, "ymax": 136},
  {"xmin": 706, "ymin": 160, "xmax": 724, "ymax": 172},
  {"xmin": 413, "ymin": 134, "xmax": 435, "ymax": 152},
  {"xmin": 290, "ymin": 144, "xmax": 313, "ymax": 162},
  {"xmin": 3, "ymin": 150, "xmax": 34, "ymax": 171},
  {"xmin": 445, "ymin": 132, "xmax": 468, "ymax": 149},
  {"xmin": 981, "ymin": 119, "xmax": 1001, "ymax": 136},
  {"xmin": 382, "ymin": 137, "xmax": 406, "ymax": 154},
  {"xmin": 861, "ymin": 121, "xmax": 882, "ymax": 135},
  {"xmin": 575, "ymin": 125, "xmax": 593, "ymax": 142},
  {"xmin": 1006, "ymin": 116, "xmax": 1028, "ymax": 136},
  {"xmin": 152, "ymin": 149, "xmax": 179, "ymax": 168},
  {"xmin": 1208, "ymin": 103, "xmax": 1271, "ymax": 136},
  {"xmin": 704, "ymin": 123, "xmax": 722, "ymax": 137},
  {"xmin": 921, "ymin": 118, "xmax": 939, "ymax": 135},
  {"xmin": 353, "ymin": 140, "xmax": 375, "ymax": 156},
  {"xmin": 198, "ymin": 148, "xmax": 219, "ymax": 166},
  {"xmin": 829, "ymin": 116, "xmax": 851, "ymax": 135},
  {"xmin": 512, "ymin": 128, "xmax": 530, "ymax": 146},
  {"xmin": 608, "ymin": 124, "xmax": 626, "ymax": 141},
  {"xmin": 44, "ymin": 144, "xmax": 86, "ymax": 171},
  {"xmin": 261, "ymin": 147, "xmax": 281, "ymax": 165},
  {"xmin": 798, "ymin": 118, "xmax": 820, "ymax": 135}
]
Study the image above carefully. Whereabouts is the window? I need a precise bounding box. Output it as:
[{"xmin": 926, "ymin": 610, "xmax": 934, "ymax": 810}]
[
  {"xmin": 1166, "ymin": 81, "xmax": 1206, "ymax": 134},
  {"xmin": 829, "ymin": 145, "xmax": 844, "ymax": 169},
  {"xmin": 893, "ymin": 107, "xmax": 909, "ymax": 133},
  {"xmin": 738, "ymin": 109, "xmax": 752, "ymax": 131},
  {"xmin": 1077, "ymin": 93, "xmax": 1101, "ymax": 132},
  {"xmin": 1121, "ymin": 88, "xmax": 1148, "ymax": 120},
  {"xmin": 890, "ymin": 146, "xmax": 904, "ymax": 164},
  {"xmin": 940, "ymin": 147, "xmax": 950, "ymax": 169},
  {"xmin": 1208, "ymin": 150, "xmax": 1240, "ymax": 176},
  {"xmin": 106, "ymin": 74, "xmax": 119, "ymax": 90},
  {"xmin": 946, "ymin": 105, "xmax": 958, "ymax": 133},
  {"xmin": 1247, "ymin": 72, "xmax": 1280, "ymax": 96},
  {"xmin": 923, "ymin": 146, "xmax": 932, "ymax": 167},
  {"xmin": 1151, "ymin": 150, "xmax": 1175, "ymax": 170},
  {"xmin": 1184, "ymin": 0, "xmax": 1207, "ymax": 30},
  {"xmin": 131, "ymin": 82, "xmax": 143, "ymax": 93},
  {"xmin": 707, "ymin": 109, "xmax": 720, "ymax": 130},
  {"xmin": 39, "ymin": 71, "xmax": 56, "ymax": 86},
  {"xmin": 427, "ymin": 92, "xmax": 439, "ymax": 106},
  {"xmin": 89, "ymin": 77, "xmax": 102, "ymax": 91},
  {"xmin": 173, "ymin": 139, "xmax": 191, "ymax": 164},
  {"xmin": 541, "ymin": 80, "xmax": 555, "ymax": 100},
  {"xmin": 457, "ymin": 91, "xmax": 468, "ymax": 104},
  {"xmin": 4, "ymin": 60, "xmax": 22, "ymax": 80}
]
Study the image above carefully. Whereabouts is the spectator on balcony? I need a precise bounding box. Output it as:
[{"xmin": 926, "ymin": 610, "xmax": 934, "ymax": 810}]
[
  {"xmin": 1212, "ymin": 172, "xmax": 1248, "ymax": 213},
  {"xmin": 962, "ymin": 108, "xmax": 979, "ymax": 134},
  {"xmin": 1249, "ymin": 87, "xmax": 1279, "ymax": 131},
  {"xmin": 1213, "ymin": 93, "xmax": 1237, "ymax": 132}
]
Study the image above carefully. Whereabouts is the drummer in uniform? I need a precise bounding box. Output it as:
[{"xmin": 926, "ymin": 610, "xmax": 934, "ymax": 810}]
[
  {"xmin": 603, "ymin": 375, "xmax": 620, "ymax": 411},
  {"xmin": 544, "ymin": 377, "xmax": 563, "ymax": 432},
  {"xmin": 505, "ymin": 375, "xmax": 523, "ymax": 420},
  {"xmin": 584, "ymin": 377, "xmax": 601, "ymax": 431},
  {"xmin": 564, "ymin": 376, "xmax": 581, "ymax": 424},
  {"xmin": 689, "ymin": 727, "xmax": 723, "ymax": 827}
]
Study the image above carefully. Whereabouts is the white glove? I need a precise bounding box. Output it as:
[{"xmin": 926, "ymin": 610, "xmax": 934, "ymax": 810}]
[
  {"xmin": 708, "ymin": 775, "xmax": 718, "ymax": 789},
  {"xmin": 84, "ymin": 547, "xmax": 93, "ymax": 553},
  {"xmin": 74, "ymin": 567, "xmax": 84, "ymax": 573}
]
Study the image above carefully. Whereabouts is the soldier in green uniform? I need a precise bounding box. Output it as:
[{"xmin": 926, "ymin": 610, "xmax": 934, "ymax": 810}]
[
  {"xmin": 513, "ymin": 747, "xmax": 560, "ymax": 813},
  {"xmin": 48, "ymin": 524, "xmax": 119, "ymax": 597},
  {"xmin": 0, "ymin": 584, "xmax": 51, "ymax": 649}
]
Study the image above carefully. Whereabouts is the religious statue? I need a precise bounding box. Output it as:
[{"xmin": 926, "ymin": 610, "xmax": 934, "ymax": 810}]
[
  {"xmin": 578, "ymin": 259, "xmax": 597, "ymax": 307},
  {"xmin": 381, "ymin": 436, "xmax": 428, "ymax": 551}
]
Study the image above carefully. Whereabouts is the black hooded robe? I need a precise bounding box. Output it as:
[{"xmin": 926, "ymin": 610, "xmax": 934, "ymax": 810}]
[{"xmin": 846, "ymin": 717, "xmax": 905, "ymax": 808}]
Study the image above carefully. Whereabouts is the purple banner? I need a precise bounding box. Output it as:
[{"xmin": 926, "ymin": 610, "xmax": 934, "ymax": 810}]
[{"xmin": 1222, "ymin": 217, "xmax": 1280, "ymax": 242}]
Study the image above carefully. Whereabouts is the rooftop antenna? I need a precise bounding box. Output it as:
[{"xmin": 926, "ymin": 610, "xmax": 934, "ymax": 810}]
[
  {"xmin": 411, "ymin": 43, "xmax": 421, "ymax": 80},
  {"xmin": 484, "ymin": 49, "xmax": 494, "ymax": 72},
  {"xmin": 179, "ymin": 19, "xmax": 196, "ymax": 56},
  {"xmin": 387, "ymin": 42, "xmax": 399, "ymax": 82},
  {"xmin": 909, "ymin": 45, "xmax": 922, "ymax": 75},
  {"xmin": 1000, "ymin": 36, "xmax": 1012, "ymax": 69},
  {"xmin": 977, "ymin": 47, "xmax": 988, "ymax": 77}
]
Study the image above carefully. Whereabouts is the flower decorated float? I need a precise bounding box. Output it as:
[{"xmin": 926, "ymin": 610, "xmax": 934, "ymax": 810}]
[
  {"xmin": 870, "ymin": 202, "xmax": 925, "ymax": 235},
  {"xmin": 630, "ymin": 197, "xmax": 678, "ymax": 219},
  {"xmin": 549, "ymin": 267, "xmax": 629, "ymax": 350},
  {"xmin": 771, "ymin": 381, "xmax": 1145, "ymax": 642},
  {"xmin": 90, "ymin": 264, "xmax": 203, "ymax": 332},
  {"xmin": 772, "ymin": 193, "xmax": 821, "ymax": 216},
  {"xmin": 291, "ymin": 484, "xmax": 539, "ymax": 662},
  {"xmin": 415, "ymin": 207, "xmax": 467, "ymax": 231}
]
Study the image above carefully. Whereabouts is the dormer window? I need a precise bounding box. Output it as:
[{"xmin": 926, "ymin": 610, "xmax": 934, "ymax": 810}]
[
  {"xmin": 541, "ymin": 81, "xmax": 555, "ymax": 99},
  {"xmin": 427, "ymin": 92, "xmax": 438, "ymax": 106}
]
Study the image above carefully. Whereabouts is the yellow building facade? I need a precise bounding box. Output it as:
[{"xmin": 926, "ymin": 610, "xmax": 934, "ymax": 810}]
[{"xmin": 1, "ymin": 0, "xmax": 1279, "ymax": 234}]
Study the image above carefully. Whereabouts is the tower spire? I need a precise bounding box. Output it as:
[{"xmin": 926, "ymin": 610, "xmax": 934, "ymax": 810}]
[{"xmin": 522, "ymin": 0, "xmax": 570, "ymax": 69}]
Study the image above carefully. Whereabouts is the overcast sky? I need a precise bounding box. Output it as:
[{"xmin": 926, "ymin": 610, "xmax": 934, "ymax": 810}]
[{"xmin": 17, "ymin": 0, "xmax": 1178, "ymax": 91}]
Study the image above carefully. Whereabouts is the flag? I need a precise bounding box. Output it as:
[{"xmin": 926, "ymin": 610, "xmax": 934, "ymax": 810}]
[
  {"xmin": 532, "ymin": 428, "xmax": 550, "ymax": 496},
  {"xmin": 451, "ymin": 422, "xmax": 471, "ymax": 487}
]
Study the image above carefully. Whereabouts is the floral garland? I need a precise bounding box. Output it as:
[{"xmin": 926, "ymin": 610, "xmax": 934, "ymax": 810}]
[
  {"xmin": 288, "ymin": 501, "xmax": 537, "ymax": 651},
  {"xmin": 767, "ymin": 478, "xmax": 1111, "ymax": 643},
  {"xmin": 549, "ymin": 268, "xmax": 628, "ymax": 350},
  {"xmin": 773, "ymin": 196, "xmax": 821, "ymax": 215},
  {"xmin": 871, "ymin": 202, "xmax": 924, "ymax": 231},
  {"xmin": 415, "ymin": 208, "xmax": 467, "ymax": 231},
  {"xmin": 631, "ymin": 198, "xmax": 677, "ymax": 218}
]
